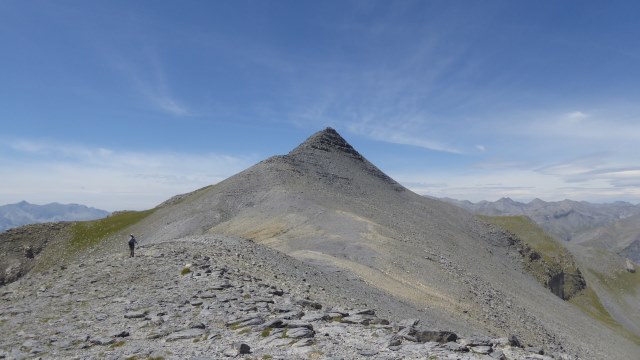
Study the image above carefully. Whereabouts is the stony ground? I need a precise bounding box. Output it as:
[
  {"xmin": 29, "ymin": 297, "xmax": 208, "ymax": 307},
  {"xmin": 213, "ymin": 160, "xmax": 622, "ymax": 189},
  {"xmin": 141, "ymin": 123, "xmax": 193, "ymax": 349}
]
[
  {"xmin": 0, "ymin": 222, "xmax": 72, "ymax": 286},
  {"xmin": 0, "ymin": 235, "xmax": 573, "ymax": 360}
]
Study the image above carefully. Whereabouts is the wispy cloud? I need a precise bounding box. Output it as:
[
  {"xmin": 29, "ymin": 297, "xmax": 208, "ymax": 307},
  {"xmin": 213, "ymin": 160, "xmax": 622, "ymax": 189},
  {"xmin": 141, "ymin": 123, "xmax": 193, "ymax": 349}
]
[
  {"xmin": 517, "ymin": 110, "xmax": 640, "ymax": 141},
  {"xmin": 106, "ymin": 48, "xmax": 191, "ymax": 117},
  {"xmin": 566, "ymin": 111, "xmax": 589, "ymax": 121},
  {"xmin": 0, "ymin": 139, "xmax": 254, "ymax": 210},
  {"xmin": 348, "ymin": 121, "xmax": 462, "ymax": 153}
]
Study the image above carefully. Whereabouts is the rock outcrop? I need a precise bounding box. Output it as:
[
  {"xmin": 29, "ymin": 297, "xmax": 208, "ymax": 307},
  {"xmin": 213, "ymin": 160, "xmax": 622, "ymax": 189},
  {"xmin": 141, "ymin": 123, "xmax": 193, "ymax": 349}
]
[
  {"xmin": 0, "ymin": 222, "xmax": 72, "ymax": 286},
  {"xmin": 1, "ymin": 128, "xmax": 638, "ymax": 359},
  {"xmin": 0, "ymin": 235, "xmax": 575, "ymax": 359}
]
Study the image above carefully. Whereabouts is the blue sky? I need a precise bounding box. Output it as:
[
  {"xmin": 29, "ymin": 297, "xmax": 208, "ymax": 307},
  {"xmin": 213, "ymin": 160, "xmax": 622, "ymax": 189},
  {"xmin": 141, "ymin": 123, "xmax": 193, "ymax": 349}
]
[{"xmin": 1, "ymin": 1, "xmax": 639, "ymax": 211}]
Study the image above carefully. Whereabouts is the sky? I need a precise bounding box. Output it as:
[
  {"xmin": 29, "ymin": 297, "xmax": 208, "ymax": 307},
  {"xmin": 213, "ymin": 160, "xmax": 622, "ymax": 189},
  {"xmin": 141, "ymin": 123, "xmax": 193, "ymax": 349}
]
[{"xmin": 1, "ymin": 1, "xmax": 640, "ymax": 211}]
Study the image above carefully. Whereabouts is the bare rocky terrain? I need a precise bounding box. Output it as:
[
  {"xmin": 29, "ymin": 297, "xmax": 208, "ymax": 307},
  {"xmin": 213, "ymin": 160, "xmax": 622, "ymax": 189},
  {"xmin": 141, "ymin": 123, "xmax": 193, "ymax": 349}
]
[
  {"xmin": 1, "ymin": 128, "xmax": 639, "ymax": 359},
  {"xmin": 441, "ymin": 196, "xmax": 640, "ymax": 339},
  {"xmin": 0, "ymin": 222, "xmax": 73, "ymax": 286},
  {"xmin": 1, "ymin": 235, "xmax": 567, "ymax": 360}
]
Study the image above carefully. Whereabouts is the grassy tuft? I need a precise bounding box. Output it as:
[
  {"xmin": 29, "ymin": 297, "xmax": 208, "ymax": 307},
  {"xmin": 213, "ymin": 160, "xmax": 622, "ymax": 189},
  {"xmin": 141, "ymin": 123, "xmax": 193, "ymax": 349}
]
[
  {"xmin": 110, "ymin": 340, "xmax": 126, "ymax": 348},
  {"xmin": 260, "ymin": 327, "xmax": 272, "ymax": 337}
]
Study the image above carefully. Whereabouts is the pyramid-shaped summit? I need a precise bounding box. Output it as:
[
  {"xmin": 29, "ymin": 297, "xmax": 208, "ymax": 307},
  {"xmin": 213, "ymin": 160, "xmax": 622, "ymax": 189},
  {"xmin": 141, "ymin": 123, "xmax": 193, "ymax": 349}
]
[
  {"xmin": 288, "ymin": 127, "xmax": 364, "ymax": 160},
  {"xmin": 283, "ymin": 127, "xmax": 404, "ymax": 191}
]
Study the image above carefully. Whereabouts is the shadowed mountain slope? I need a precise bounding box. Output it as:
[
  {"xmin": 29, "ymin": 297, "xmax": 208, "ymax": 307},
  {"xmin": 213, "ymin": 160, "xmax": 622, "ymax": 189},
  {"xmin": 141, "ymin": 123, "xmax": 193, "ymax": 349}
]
[{"xmin": 125, "ymin": 128, "xmax": 638, "ymax": 358}]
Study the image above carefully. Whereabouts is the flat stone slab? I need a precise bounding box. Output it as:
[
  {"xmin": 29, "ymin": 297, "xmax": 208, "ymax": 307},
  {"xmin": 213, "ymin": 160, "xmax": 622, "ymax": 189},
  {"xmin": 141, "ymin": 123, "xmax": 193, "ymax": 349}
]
[
  {"xmin": 286, "ymin": 327, "xmax": 315, "ymax": 339},
  {"xmin": 123, "ymin": 311, "xmax": 147, "ymax": 319},
  {"xmin": 470, "ymin": 345, "xmax": 492, "ymax": 355},
  {"xmin": 165, "ymin": 328, "xmax": 206, "ymax": 342}
]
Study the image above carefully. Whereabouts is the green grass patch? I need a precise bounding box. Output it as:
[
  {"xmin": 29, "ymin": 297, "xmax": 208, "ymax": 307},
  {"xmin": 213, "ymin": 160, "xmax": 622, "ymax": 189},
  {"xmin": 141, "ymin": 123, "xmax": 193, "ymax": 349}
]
[
  {"xmin": 260, "ymin": 327, "xmax": 272, "ymax": 337},
  {"xmin": 69, "ymin": 209, "xmax": 155, "ymax": 252},
  {"xmin": 238, "ymin": 327, "xmax": 251, "ymax": 335},
  {"xmin": 260, "ymin": 327, "xmax": 273, "ymax": 337},
  {"xmin": 570, "ymin": 283, "xmax": 640, "ymax": 345},
  {"xmin": 110, "ymin": 340, "xmax": 126, "ymax": 348},
  {"xmin": 479, "ymin": 215, "xmax": 565, "ymax": 259},
  {"xmin": 480, "ymin": 215, "xmax": 585, "ymax": 299},
  {"xmin": 569, "ymin": 286, "xmax": 619, "ymax": 328},
  {"xmin": 591, "ymin": 268, "xmax": 640, "ymax": 296},
  {"xmin": 180, "ymin": 267, "xmax": 191, "ymax": 275},
  {"xmin": 262, "ymin": 355, "xmax": 273, "ymax": 360}
]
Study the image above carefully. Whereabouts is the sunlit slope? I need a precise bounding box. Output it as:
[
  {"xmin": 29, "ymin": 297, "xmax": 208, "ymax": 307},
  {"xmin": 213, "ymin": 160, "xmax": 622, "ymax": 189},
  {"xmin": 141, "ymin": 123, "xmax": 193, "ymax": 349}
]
[{"xmin": 126, "ymin": 128, "xmax": 639, "ymax": 358}]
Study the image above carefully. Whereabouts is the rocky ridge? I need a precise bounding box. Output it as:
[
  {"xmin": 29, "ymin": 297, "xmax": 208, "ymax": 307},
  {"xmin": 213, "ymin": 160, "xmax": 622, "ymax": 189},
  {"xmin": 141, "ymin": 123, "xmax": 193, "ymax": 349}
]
[
  {"xmin": 0, "ymin": 235, "xmax": 573, "ymax": 360},
  {"xmin": 1, "ymin": 128, "xmax": 637, "ymax": 359}
]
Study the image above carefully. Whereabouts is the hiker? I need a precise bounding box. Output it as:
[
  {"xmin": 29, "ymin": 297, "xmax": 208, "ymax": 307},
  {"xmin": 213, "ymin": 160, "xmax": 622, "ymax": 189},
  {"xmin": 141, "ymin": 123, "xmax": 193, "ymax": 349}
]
[{"xmin": 128, "ymin": 234, "xmax": 138, "ymax": 257}]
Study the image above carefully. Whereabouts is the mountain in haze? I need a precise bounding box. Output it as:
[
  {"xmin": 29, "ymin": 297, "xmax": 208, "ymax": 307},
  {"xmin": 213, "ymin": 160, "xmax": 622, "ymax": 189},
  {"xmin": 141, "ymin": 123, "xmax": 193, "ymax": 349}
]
[
  {"xmin": 441, "ymin": 197, "xmax": 640, "ymax": 242},
  {"xmin": 0, "ymin": 201, "xmax": 110, "ymax": 232},
  {"xmin": 1, "ymin": 128, "xmax": 638, "ymax": 358},
  {"xmin": 572, "ymin": 212, "xmax": 640, "ymax": 263},
  {"xmin": 440, "ymin": 197, "xmax": 640, "ymax": 264}
]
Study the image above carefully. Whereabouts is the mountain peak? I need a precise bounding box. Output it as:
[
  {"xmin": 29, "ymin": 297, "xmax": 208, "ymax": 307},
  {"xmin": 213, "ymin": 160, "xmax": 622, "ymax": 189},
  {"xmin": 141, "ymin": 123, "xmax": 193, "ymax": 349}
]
[{"xmin": 288, "ymin": 127, "xmax": 363, "ymax": 160}]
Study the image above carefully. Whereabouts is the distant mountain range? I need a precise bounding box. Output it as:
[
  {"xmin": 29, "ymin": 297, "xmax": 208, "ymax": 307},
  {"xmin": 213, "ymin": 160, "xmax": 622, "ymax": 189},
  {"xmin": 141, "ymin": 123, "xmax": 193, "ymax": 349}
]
[
  {"xmin": 0, "ymin": 201, "xmax": 110, "ymax": 232},
  {"xmin": 440, "ymin": 196, "xmax": 640, "ymax": 262}
]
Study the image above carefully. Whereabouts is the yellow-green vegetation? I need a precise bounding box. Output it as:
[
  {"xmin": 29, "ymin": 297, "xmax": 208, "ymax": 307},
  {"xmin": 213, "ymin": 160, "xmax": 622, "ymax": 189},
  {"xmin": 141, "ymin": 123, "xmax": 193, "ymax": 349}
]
[
  {"xmin": 262, "ymin": 355, "xmax": 273, "ymax": 360},
  {"xmin": 110, "ymin": 340, "xmax": 126, "ymax": 348},
  {"xmin": 570, "ymin": 279, "xmax": 640, "ymax": 345},
  {"xmin": 33, "ymin": 209, "xmax": 155, "ymax": 272},
  {"xmin": 570, "ymin": 286, "xmax": 619, "ymax": 328},
  {"xmin": 69, "ymin": 209, "xmax": 155, "ymax": 251},
  {"xmin": 590, "ymin": 268, "xmax": 639, "ymax": 296},
  {"xmin": 180, "ymin": 267, "xmax": 191, "ymax": 275},
  {"xmin": 480, "ymin": 215, "xmax": 585, "ymax": 300},
  {"xmin": 480, "ymin": 215, "xmax": 565, "ymax": 259},
  {"xmin": 261, "ymin": 327, "xmax": 272, "ymax": 337}
]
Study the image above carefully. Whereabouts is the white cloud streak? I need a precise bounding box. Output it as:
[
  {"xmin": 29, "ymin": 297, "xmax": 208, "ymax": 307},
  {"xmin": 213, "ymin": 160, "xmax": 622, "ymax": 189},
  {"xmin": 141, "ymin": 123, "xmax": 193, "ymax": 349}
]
[
  {"xmin": 0, "ymin": 139, "xmax": 254, "ymax": 211},
  {"xmin": 347, "ymin": 121, "xmax": 462, "ymax": 153},
  {"xmin": 105, "ymin": 48, "xmax": 192, "ymax": 117},
  {"xmin": 396, "ymin": 167, "xmax": 640, "ymax": 204}
]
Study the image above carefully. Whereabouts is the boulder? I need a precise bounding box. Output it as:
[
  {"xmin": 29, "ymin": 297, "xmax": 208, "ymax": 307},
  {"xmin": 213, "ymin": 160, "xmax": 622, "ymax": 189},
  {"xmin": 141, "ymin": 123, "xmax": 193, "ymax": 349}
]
[
  {"xmin": 223, "ymin": 342, "xmax": 251, "ymax": 357},
  {"xmin": 413, "ymin": 327, "xmax": 457, "ymax": 343}
]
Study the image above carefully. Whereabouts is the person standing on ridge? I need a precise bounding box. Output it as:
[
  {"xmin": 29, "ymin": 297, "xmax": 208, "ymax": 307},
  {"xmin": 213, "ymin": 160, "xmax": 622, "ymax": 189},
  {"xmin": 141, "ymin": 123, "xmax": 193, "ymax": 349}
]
[{"xmin": 128, "ymin": 234, "xmax": 138, "ymax": 258}]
